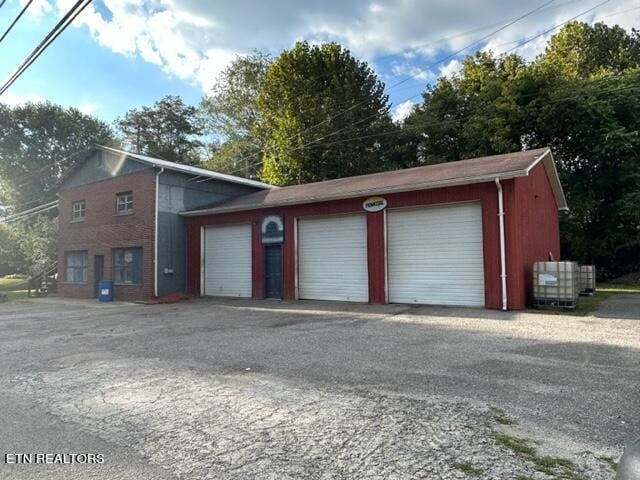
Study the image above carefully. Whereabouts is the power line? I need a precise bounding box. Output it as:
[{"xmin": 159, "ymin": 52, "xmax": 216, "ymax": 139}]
[
  {"xmin": 223, "ymin": 80, "xmax": 639, "ymax": 175},
  {"xmin": 502, "ymin": 0, "xmax": 611, "ymax": 55},
  {"xmin": 0, "ymin": 0, "xmax": 33, "ymax": 45},
  {"xmin": 10, "ymin": 2, "xmax": 550, "ymax": 189},
  {"xmin": 0, "ymin": 0, "xmax": 92, "ymax": 96},
  {"xmin": 196, "ymin": 0, "xmax": 561, "ymax": 180},
  {"xmin": 0, "ymin": 200, "xmax": 58, "ymax": 224}
]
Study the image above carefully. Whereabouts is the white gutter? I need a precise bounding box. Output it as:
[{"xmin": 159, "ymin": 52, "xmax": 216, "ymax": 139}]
[
  {"xmin": 154, "ymin": 167, "xmax": 164, "ymax": 297},
  {"xmin": 495, "ymin": 178, "xmax": 507, "ymax": 311}
]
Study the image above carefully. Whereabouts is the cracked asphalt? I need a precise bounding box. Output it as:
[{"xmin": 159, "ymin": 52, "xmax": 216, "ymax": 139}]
[{"xmin": 0, "ymin": 295, "xmax": 638, "ymax": 479}]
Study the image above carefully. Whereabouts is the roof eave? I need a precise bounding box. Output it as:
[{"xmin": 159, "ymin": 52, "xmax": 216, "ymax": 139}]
[
  {"xmin": 94, "ymin": 145, "xmax": 275, "ymax": 190},
  {"xmin": 526, "ymin": 148, "xmax": 568, "ymax": 211},
  {"xmin": 180, "ymin": 168, "xmax": 531, "ymax": 217}
]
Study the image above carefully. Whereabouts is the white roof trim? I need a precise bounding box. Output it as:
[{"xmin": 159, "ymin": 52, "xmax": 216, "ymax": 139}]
[{"xmin": 95, "ymin": 145, "xmax": 275, "ymax": 190}]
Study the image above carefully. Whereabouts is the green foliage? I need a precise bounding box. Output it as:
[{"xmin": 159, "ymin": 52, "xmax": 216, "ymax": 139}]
[
  {"xmin": 200, "ymin": 52, "xmax": 271, "ymax": 178},
  {"xmin": 451, "ymin": 461, "xmax": 483, "ymax": 476},
  {"xmin": 0, "ymin": 215, "xmax": 57, "ymax": 276},
  {"xmin": 493, "ymin": 433, "xmax": 585, "ymax": 479},
  {"xmin": 403, "ymin": 22, "xmax": 640, "ymax": 278},
  {"xmin": 116, "ymin": 95, "xmax": 204, "ymax": 165},
  {"xmin": 0, "ymin": 101, "xmax": 114, "ymax": 207},
  {"xmin": 536, "ymin": 21, "xmax": 640, "ymax": 78},
  {"xmin": 256, "ymin": 41, "xmax": 395, "ymax": 185}
]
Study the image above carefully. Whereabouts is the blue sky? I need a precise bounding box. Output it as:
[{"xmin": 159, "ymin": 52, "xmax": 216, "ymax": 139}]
[{"xmin": 1, "ymin": 0, "xmax": 638, "ymax": 124}]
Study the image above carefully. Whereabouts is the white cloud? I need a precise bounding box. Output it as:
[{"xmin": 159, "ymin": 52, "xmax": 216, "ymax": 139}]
[
  {"xmin": 439, "ymin": 59, "xmax": 461, "ymax": 78},
  {"xmin": 392, "ymin": 100, "xmax": 415, "ymax": 123},
  {"xmin": 25, "ymin": 0, "xmax": 640, "ymax": 93},
  {"xmin": 20, "ymin": 0, "xmax": 53, "ymax": 18},
  {"xmin": 0, "ymin": 92, "xmax": 45, "ymax": 106},
  {"xmin": 77, "ymin": 103, "xmax": 98, "ymax": 115},
  {"xmin": 391, "ymin": 63, "xmax": 435, "ymax": 82}
]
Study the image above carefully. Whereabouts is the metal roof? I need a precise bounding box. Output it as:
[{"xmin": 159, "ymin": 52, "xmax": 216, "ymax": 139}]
[
  {"xmin": 94, "ymin": 145, "xmax": 275, "ymax": 190},
  {"xmin": 182, "ymin": 147, "xmax": 568, "ymax": 216}
]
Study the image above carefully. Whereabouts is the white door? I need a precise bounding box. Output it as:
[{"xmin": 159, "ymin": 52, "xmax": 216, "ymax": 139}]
[
  {"xmin": 203, "ymin": 224, "xmax": 252, "ymax": 297},
  {"xmin": 387, "ymin": 203, "xmax": 485, "ymax": 306},
  {"xmin": 298, "ymin": 214, "xmax": 368, "ymax": 302}
]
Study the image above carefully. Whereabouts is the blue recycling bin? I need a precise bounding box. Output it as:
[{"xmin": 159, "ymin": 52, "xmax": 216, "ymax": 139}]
[{"xmin": 98, "ymin": 280, "xmax": 114, "ymax": 302}]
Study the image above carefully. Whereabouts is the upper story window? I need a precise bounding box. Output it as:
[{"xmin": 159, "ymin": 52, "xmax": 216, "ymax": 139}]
[
  {"xmin": 71, "ymin": 200, "xmax": 85, "ymax": 222},
  {"xmin": 65, "ymin": 251, "xmax": 88, "ymax": 284},
  {"xmin": 116, "ymin": 191, "xmax": 133, "ymax": 215}
]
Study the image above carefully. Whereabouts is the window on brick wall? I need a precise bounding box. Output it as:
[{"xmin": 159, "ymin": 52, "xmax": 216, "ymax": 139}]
[
  {"xmin": 65, "ymin": 251, "xmax": 88, "ymax": 283},
  {"xmin": 116, "ymin": 191, "xmax": 133, "ymax": 215},
  {"xmin": 71, "ymin": 200, "xmax": 85, "ymax": 222},
  {"xmin": 113, "ymin": 247, "xmax": 143, "ymax": 285}
]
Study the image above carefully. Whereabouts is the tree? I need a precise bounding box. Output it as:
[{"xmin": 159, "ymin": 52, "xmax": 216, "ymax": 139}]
[
  {"xmin": 525, "ymin": 70, "xmax": 640, "ymax": 277},
  {"xmin": 401, "ymin": 22, "xmax": 640, "ymax": 278},
  {"xmin": 0, "ymin": 102, "xmax": 114, "ymax": 208},
  {"xmin": 535, "ymin": 21, "xmax": 640, "ymax": 78},
  {"xmin": 0, "ymin": 215, "xmax": 57, "ymax": 275},
  {"xmin": 116, "ymin": 95, "xmax": 204, "ymax": 165},
  {"xmin": 200, "ymin": 52, "xmax": 271, "ymax": 178},
  {"xmin": 256, "ymin": 41, "xmax": 395, "ymax": 185},
  {"xmin": 403, "ymin": 51, "xmax": 526, "ymax": 164}
]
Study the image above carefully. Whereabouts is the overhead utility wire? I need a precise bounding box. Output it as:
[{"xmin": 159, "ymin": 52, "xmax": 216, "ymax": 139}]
[
  {"xmin": 0, "ymin": 0, "xmax": 92, "ymax": 96},
  {"xmin": 0, "ymin": 0, "xmax": 34, "ymax": 45},
  {"xmin": 220, "ymin": 0, "xmax": 616, "ymax": 177},
  {"xmin": 191, "ymin": 0, "xmax": 559, "ymax": 181}
]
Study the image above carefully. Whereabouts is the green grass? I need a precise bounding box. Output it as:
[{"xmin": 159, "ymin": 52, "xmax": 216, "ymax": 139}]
[
  {"xmin": 0, "ymin": 275, "xmax": 28, "ymax": 292},
  {"xmin": 492, "ymin": 433, "xmax": 586, "ymax": 479},
  {"xmin": 0, "ymin": 290, "xmax": 29, "ymax": 303},
  {"xmin": 451, "ymin": 461, "xmax": 484, "ymax": 477},
  {"xmin": 597, "ymin": 455, "xmax": 618, "ymax": 471},
  {"xmin": 528, "ymin": 282, "xmax": 640, "ymax": 317},
  {"xmin": 490, "ymin": 406, "xmax": 516, "ymax": 425},
  {"xmin": 598, "ymin": 283, "xmax": 640, "ymax": 294}
]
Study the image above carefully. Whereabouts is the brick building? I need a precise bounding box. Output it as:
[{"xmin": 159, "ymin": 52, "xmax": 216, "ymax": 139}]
[{"xmin": 57, "ymin": 145, "xmax": 272, "ymax": 302}]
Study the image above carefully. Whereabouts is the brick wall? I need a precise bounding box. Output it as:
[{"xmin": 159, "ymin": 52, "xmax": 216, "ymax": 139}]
[{"xmin": 57, "ymin": 169, "xmax": 156, "ymax": 302}]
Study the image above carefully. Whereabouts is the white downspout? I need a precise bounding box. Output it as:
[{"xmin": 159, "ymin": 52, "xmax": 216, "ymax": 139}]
[
  {"xmin": 154, "ymin": 167, "xmax": 165, "ymax": 297},
  {"xmin": 495, "ymin": 178, "xmax": 507, "ymax": 311}
]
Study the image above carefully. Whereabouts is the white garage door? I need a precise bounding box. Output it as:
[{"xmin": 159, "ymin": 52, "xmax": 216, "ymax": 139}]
[
  {"xmin": 203, "ymin": 224, "xmax": 252, "ymax": 297},
  {"xmin": 298, "ymin": 214, "xmax": 368, "ymax": 302},
  {"xmin": 387, "ymin": 203, "xmax": 485, "ymax": 306}
]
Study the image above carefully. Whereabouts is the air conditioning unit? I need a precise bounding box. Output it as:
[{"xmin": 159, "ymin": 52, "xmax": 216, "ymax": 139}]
[{"xmin": 533, "ymin": 261, "xmax": 579, "ymax": 309}]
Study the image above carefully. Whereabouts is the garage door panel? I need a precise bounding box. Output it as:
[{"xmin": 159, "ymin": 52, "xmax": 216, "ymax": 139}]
[
  {"xmin": 388, "ymin": 203, "xmax": 485, "ymax": 307},
  {"xmin": 203, "ymin": 224, "xmax": 252, "ymax": 297},
  {"xmin": 298, "ymin": 215, "xmax": 368, "ymax": 302}
]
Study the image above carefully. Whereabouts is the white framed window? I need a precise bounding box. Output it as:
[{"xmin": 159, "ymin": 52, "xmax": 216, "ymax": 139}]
[
  {"xmin": 116, "ymin": 191, "xmax": 133, "ymax": 215},
  {"xmin": 65, "ymin": 251, "xmax": 88, "ymax": 283},
  {"xmin": 71, "ymin": 200, "xmax": 85, "ymax": 222}
]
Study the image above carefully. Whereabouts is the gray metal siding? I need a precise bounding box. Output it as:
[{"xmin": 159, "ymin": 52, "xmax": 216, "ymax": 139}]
[
  {"xmin": 62, "ymin": 151, "xmax": 150, "ymax": 189},
  {"xmin": 156, "ymin": 172, "xmax": 262, "ymax": 296}
]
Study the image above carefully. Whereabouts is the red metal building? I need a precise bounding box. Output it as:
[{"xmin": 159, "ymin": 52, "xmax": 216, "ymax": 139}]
[{"xmin": 183, "ymin": 148, "xmax": 567, "ymax": 310}]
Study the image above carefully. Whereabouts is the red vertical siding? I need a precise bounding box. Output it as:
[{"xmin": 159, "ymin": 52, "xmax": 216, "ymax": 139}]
[
  {"xmin": 512, "ymin": 163, "xmax": 561, "ymax": 307},
  {"xmin": 184, "ymin": 175, "xmax": 561, "ymax": 310},
  {"xmin": 366, "ymin": 211, "xmax": 386, "ymax": 304}
]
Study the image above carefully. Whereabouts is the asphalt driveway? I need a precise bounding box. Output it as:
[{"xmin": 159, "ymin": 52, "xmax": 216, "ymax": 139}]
[{"xmin": 0, "ymin": 296, "xmax": 638, "ymax": 479}]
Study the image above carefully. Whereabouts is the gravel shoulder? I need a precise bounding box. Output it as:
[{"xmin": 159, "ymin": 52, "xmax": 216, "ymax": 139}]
[{"xmin": 0, "ymin": 296, "xmax": 638, "ymax": 479}]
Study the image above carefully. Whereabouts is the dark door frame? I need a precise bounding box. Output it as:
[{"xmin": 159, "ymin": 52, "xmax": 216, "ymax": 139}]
[
  {"xmin": 94, "ymin": 255, "xmax": 105, "ymax": 298},
  {"xmin": 264, "ymin": 244, "xmax": 283, "ymax": 299}
]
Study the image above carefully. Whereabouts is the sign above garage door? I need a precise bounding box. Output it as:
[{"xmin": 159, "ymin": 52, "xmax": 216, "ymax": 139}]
[{"xmin": 363, "ymin": 197, "xmax": 387, "ymax": 212}]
